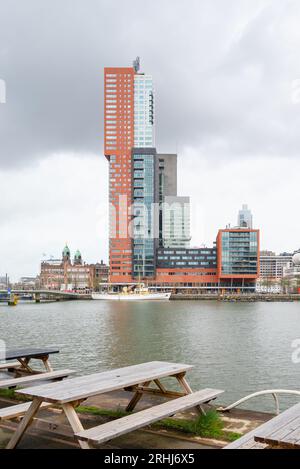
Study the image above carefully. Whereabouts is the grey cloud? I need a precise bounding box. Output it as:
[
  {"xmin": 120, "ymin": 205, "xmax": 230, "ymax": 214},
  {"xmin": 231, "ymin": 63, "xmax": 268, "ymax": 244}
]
[{"xmin": 0, "ymin": 0, "xmax": 300, "ymax": 170}]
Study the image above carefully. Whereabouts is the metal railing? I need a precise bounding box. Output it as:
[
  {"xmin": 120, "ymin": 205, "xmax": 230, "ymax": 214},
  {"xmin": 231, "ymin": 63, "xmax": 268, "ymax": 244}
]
[{"xmin": 218, "ymin": 390, "xmax": 300, "ymax": 415}]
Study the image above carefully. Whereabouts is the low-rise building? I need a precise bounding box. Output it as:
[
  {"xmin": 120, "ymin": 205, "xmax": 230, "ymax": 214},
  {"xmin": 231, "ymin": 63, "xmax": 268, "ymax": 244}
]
[
  {"xmin": 149, "ymin": 228, "xmax": 260, "ymax": 292},
  {"xmin": 90, "ymin": 261, "xmax": 109, "ymax": 289},
  {"xmin": 255, "ymin": 282, "xmax": 282, "ymax": 294}
]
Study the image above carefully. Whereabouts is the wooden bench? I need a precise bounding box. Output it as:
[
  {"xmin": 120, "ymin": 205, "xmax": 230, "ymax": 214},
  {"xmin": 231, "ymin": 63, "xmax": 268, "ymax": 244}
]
[
  {"xmin": 75, "ymin": 388, "xmax": 224, "ymax": 446},
  {"xmin": 0, "ymin": 369, "xmax": 75, "ymax": 390},
  {"xmin": 224, "ymin": 402, "xmax": 300, "ymax": 449},
  {"xmin": 0, "ymin": 402, "xmax": 53, "ymax": 421},
  {"xmin": 0, "ymin": 362, "xmax": 21, "ymax": 371}
]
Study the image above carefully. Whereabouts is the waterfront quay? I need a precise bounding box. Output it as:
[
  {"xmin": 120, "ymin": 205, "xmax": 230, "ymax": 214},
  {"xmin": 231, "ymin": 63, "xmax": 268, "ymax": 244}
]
[
  {"xmin": 2, "ymin": 290, "xmax": 300, "ymax": 303},
  {"xmin": 171, "ymin": 293, "xmax": 300, "ymax": 302}
]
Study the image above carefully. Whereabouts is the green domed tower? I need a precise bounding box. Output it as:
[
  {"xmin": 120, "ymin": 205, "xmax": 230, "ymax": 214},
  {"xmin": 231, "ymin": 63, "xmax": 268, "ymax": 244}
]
[
  {"xmin": 74, "ymin": 249, "xmax": 82, "ymax": 265},
  {"xmin": 62, "ymin": 244, "xmax": 71, "ymax": 262}
]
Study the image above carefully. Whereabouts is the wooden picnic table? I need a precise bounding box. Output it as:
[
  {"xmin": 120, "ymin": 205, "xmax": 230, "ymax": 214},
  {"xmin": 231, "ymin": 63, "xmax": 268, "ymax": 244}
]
[
  {"xmin": 254, "ymin": 402, "xmax": 300, "ymax": 449},
  {"xmin": 6, "ymin": 361, "xmax": 198, "ymax": 449},
  {"xmin": 1, "ymin": 347, "xmax": 59, "ymax": 374}
]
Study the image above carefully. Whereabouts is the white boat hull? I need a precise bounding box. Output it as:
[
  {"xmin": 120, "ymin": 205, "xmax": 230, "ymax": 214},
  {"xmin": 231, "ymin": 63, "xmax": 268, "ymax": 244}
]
[{"xmin": 92, "ymin": 292, "xmax": 171, "ymax": 301}]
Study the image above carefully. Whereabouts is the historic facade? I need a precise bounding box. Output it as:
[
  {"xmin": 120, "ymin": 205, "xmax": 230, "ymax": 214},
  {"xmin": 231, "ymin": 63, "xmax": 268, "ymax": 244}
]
[{"xmin": 40, "ymin": 245, "xmax": 108, "ymax": 291}]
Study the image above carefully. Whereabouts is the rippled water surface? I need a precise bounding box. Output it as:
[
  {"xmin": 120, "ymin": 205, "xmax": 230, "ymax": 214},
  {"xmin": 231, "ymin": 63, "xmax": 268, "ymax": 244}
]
[{"xmin": 1, "ymin": 300, "xmax": 300, "ymax": 411}]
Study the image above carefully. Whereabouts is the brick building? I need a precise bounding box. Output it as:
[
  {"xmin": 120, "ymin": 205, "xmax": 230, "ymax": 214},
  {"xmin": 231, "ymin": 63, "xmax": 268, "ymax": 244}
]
[{"xmin": 40, "ymin": 245, "xmax": 108, "ymax": 291}]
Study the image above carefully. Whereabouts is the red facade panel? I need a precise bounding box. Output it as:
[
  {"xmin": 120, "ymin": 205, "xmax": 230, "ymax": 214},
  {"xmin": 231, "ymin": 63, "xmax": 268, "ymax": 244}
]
[
  {"xmin": 104, "ymin": 67, "xmax": 135, "ymax": 283},
  {"xmin": 156, "ymin": 268, "xmax": 218, "ymax": 284}
]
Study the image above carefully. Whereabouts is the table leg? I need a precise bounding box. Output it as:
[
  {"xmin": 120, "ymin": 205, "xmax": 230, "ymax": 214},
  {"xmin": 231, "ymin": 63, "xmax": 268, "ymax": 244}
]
[
  {"xmin": 126, "ymin": 381, "xmax": 152, "ymax": 412},
  {"xmin": 176, "ymin": 374, "xmax": 205, "ymax": 415},
  {"xmin": 154, "ymin": 379, "xmax": 167, "ymax": 394},
  {"xmin": 6, "ymin": 398, "xmax": 43, "ymax": 449},
  {"xmin": 42, "ymin": 355, "xmax": 53, "ymax": 372},
  {"xmin": 62, "ymin": 403, "xmax": 92, "ymax": 449},
  {"xmin": 17, "ymin": 358, "xmax": 34, "ymax": 374}
]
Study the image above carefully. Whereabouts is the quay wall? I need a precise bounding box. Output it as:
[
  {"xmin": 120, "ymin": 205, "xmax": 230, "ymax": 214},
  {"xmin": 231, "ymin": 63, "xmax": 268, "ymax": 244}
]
[{"xmin": 171, "ymin": 294, "xmax": 300, "ymax": 302}]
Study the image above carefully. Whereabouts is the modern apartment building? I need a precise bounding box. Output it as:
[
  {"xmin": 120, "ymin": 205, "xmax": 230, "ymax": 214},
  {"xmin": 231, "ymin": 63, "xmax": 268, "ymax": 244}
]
[
  {"xmin": 217, "ymin": 229, "xmax": 260, "ymax": 289},
  {"xmin": 104, "ymin": 66, "xmax": 135, "ymax": 282}
]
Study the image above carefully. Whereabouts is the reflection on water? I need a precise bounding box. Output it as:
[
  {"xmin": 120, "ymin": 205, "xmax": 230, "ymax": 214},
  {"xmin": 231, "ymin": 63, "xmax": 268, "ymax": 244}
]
[{"xmin": 0, "ymin": 300, "xmax": 300, "ymax": 412}]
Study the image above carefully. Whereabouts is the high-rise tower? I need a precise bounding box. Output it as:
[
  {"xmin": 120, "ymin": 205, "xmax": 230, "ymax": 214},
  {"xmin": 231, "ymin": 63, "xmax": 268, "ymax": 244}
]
[
  {"xmin": 104, "ymin": 60, "xmax": 155, "ymax": 283},
  {"xmin": 238, "ymin": 204, "xmax": 253, "ymax": 229}
]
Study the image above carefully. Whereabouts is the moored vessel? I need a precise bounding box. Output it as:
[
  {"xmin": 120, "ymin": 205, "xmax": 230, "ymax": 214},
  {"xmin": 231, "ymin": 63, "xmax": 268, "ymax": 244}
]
[{"xmin": 92, "ymin": 284, "xmax": 171, "ymax": 301}]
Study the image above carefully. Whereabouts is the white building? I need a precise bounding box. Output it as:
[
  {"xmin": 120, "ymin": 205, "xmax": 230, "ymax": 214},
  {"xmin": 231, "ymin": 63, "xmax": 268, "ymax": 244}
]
[
  {"xmin": 238, "ymin": 204, "xmax": 253, "ymax": 228},
  {"xmin": 260, "ymin": 253, "xmax": 293, "ymax": 280},
  {"xmin": 162, "ymin": 196, "xmax": 191, "ymax": 248},
  {"xmin": 283, "ymin": 253, "xmax": 300, "ymax": 279},
  {"xmin": 255, "ymin": 282, "xmax": 282, "ymax": 294},
  {"xmin": 134, "ymin": 73, "xmax": 154, "ymax": 148}
]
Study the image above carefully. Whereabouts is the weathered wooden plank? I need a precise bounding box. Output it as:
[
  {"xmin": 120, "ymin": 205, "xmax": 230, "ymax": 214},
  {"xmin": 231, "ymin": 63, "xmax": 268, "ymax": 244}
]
[
  {"xmin": 76, "ymin": 389, "xmax": 224, "ymax": 445},
  {"xmin": 0, "ymin": 401, "xmax": 52, "ymax": 421},
  {"xmin": 0, "ymin": 361, "xmax": 20, "ymax": 371},
  {"xmin": 17, "ymin": 362, "xmax": 194, "ymax": 404},
  {"xmin": 225, "ymin": 402, "xmax": 300, "ymax": 449},
  {"xmin": 0, "ymin": 369, "xmax": 75, "ymax": 389},
  {"xmin": 225, "ymin": 435, "xmax": 268, "ymax": 449},
  {"xmin": 274, "ymin": 427, "xmax": 300, "ymax": 448},
  {"xmin": 255, "ymin": 415, "xmax": 300, "ymax": 448},
  {"xmin": 265, "ymin": 415, "xmax": 300, "ymax": 442}
]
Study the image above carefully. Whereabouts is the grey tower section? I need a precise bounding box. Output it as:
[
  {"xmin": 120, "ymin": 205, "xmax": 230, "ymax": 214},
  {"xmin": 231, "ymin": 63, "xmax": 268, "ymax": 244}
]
[
  {"xmin": 156, "ymin": 154, "xmax": 178, "ymax": 247},
  {"xmin": 156, "ymin": 154, "xmax": 177, "ymax": 199}
]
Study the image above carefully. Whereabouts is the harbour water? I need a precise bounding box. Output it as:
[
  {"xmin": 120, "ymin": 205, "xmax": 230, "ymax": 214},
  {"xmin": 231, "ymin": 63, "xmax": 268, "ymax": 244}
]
[{"xmin": 1, "ymin": 300, "xmax": 300, "ymax": 412}]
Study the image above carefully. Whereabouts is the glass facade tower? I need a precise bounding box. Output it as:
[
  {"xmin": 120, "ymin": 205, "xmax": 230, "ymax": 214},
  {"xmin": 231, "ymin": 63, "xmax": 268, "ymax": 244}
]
[
  {"xmin": 134, "ymin": 74, "xmax": 154, "ymax": 148},
  {"xmin": 132, "ymin": 149, "xmax": 157, "ymax": 278}
]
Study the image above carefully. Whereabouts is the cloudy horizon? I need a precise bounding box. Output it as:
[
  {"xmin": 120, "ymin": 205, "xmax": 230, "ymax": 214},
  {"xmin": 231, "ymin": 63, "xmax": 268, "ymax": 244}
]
[{"xmin": 1, "ymin": 0, "xmax": 300, "ymax": 281}]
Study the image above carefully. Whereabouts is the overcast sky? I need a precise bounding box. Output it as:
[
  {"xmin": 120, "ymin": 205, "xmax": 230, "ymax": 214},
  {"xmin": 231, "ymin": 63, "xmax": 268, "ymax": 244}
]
[{"xmin": 0, "ymin": 0, "xmax": 300, "ymax": 280}]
